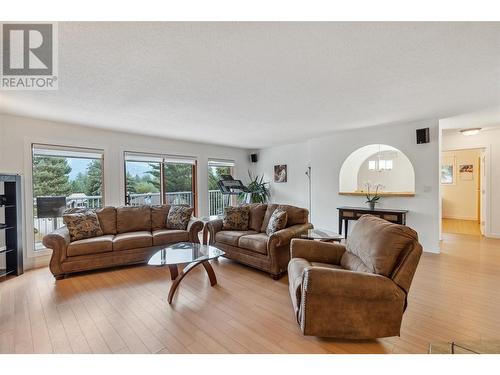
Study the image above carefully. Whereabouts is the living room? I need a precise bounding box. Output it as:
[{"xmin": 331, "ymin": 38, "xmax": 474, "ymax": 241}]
[{"xmin": 1, "ymin": 1, "xmax": 500, "ymax": 373}]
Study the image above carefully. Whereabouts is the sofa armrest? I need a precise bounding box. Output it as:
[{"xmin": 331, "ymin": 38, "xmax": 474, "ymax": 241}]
[
  {"xmin": 187, "ymin": 217, "xmax": 204, "ymax": 243},
  {"xmin": 269, "ymin": 223, "xmax": 313, "ymax": 248},
  {"xmin": 206, "ymin": 219, "xmax": 223, "ymax": 244},
  {"xmin": 303, "ymin": 267, "xmax": 405, "ymax": 301},
  {"xmin": 290, "ymin": 239, "xmax": 346, "ymax": 265},
  {"xmin": 42, "ymin": 226, "xmax": 70, "ymax": 278}
]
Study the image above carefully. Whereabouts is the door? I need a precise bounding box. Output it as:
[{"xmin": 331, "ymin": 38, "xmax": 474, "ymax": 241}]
[
  {"xmin": 163, "ymin": 161, "xmax": 197, "ymax": 215},
  {"xmin": 480, "ymin": 150, "xmax": 486, "ymax": 235}
]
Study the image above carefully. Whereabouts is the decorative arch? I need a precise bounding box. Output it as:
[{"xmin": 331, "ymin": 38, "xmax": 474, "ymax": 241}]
[{"xmin": 339, "ymin": 144, "xmax": 415, "ymax": 195}]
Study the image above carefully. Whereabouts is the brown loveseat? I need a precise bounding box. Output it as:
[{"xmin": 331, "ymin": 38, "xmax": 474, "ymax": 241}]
[
  {"xmin": 288, "ymin": 214, "xmax": 422, "ymax": 339},
  {"xmin": 207, "ymin": 204, "xmax": 313, "ymax": 279},
  {"xmin": 43, "ymin": 205, "xmax": 203, "ymax": 279}
]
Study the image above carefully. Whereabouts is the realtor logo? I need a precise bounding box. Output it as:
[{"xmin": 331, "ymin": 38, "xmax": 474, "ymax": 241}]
[{"xmin": 1, "ymin": 23, "xmax": 58, "ymax": 90}]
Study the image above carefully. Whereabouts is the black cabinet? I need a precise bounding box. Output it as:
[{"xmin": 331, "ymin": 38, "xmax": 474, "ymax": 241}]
[{"xmin": 0, "ymin": 174, "xmax": 23, "ymax": 279}]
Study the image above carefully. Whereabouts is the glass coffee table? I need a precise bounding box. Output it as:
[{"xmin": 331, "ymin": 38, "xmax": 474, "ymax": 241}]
[
  {"xmin": 148, "ymin": 242, "xmax": 225, "ymax": 304},
  {"xmin": 300, "ymin": 228, "xmax": 343, "ymax": 242}
]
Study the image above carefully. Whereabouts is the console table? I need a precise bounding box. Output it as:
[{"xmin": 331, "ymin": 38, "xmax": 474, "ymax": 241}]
[{"xmin": 337, "ymin": 206, "xmax": 408, "ymax": 239}]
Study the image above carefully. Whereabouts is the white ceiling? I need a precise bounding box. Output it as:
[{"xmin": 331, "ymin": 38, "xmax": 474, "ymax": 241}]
[
  {"xmin": 1, "ymin": 22, "xmax": 499, "ymax": 149},
  {"xmin": 440, "ymin": 105, "xmax": 500, "ymax": 129}
]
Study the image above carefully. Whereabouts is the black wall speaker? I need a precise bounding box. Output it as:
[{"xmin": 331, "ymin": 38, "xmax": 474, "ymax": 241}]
[
  {"xmin": 250, "ymin": 153, "xmax": 258, "ymax": 163},
  {"xmin": 416, "ymin": 128, "xmax": 430, "ymax": 144}
]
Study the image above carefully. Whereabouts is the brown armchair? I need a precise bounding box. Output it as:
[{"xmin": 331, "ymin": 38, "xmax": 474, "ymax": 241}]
[{"xmin": 288, "ymin": 215, "xmax": 422, "ymax": 339}]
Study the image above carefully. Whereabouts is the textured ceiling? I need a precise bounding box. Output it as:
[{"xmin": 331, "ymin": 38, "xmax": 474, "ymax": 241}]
[{"xmin": 1, "ymin": 22, "xmax": 499, "ymax": 148}]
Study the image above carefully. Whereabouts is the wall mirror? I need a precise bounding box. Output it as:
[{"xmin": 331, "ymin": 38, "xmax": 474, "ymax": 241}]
[{"xmin": 339, "ymin": 144, "xmax": 415, "ymax": 196}]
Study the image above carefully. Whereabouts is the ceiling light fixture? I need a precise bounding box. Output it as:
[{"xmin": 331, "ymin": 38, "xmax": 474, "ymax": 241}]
[{"xmin": 460, "ymin": 128, "xmax": 481, "ymax": 136}]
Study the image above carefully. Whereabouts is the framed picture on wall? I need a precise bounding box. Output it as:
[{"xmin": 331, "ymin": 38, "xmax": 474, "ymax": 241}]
[
  {"xmin": 459, "ymin": 164, "xmax": 474, "ymax": 181},
  {"xmin": 274, "ymin": 165, "xmax": 287, "ymax": 183},
  {"xmin": 441, "ymin": 159, "xmax": 454, "ymax": 184}
]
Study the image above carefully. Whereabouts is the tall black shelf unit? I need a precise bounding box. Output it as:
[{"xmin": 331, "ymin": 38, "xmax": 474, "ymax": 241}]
[{"xmin": 0, "ymin": 174, "xmax": 23, "ymax": 279}]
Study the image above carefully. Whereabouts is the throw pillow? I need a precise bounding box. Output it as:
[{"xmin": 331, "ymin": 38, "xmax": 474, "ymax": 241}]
[
  {"xmin": 222, "ymin": 206, "xmax": 250, "ymax": 231},
  {"xmin": 166, "ymin": 205, "xmax": 194, "ymax": 230},
  {"xmin": 63, "ymin": 211, "xmax": 104, "ymax": 242},
  {"xmin": 266, "ymin": 208, "xmax": 288, "ymax": 235}
]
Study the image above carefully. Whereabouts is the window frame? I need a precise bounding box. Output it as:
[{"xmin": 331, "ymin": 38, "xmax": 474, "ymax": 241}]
[{"xmin": 30, "ymin": 143, "xmax": 106, "ymax": 253}]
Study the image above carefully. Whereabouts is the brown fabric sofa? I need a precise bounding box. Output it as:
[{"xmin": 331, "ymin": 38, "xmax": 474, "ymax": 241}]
[
  {"xmin": 207, "ymin": 204, "xmax": 313, "ymax": 279},
  {"xmin": 288, "ymin": 214, "xmax": 422, "ymax": 339},
  {"xmin": 43, "ymin": 205, "xmax": 203, "ymax": 279}
]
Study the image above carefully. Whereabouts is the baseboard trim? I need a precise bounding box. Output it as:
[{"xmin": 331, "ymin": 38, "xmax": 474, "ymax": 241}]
[{"xmin": 486, "ymin": 233, "xmax": 500, "ymax": 239}]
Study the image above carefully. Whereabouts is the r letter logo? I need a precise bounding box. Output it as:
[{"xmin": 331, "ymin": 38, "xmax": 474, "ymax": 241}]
[{"xmin": 1, "ymin": 23, "xmax": 58, "ymax": 90}]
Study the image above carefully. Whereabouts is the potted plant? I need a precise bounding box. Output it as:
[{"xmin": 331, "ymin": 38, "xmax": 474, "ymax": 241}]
[
  {"xmin": 239, "ymin": 171, "xmax": 270, "ymax": 204},
  {"xmin": 364, "ymin": 182, "xmax": 384, "ymax": 210}
]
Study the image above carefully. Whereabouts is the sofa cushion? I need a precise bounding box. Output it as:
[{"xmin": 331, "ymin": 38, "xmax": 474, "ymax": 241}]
[
  {"xmin": 344, "ymin": 215, "xmax": 419, "ymax": 277},
  {"xmin": 278, "ymin": 204, "xmax": 309, "ymax": 226},
  {"xmin": 63, "ymin": 211, "xmax": 104, "ymax": 242},
  {"xmin": 215, "ymin": 230, "xmax": 258, "ymax": 246},
  {"xmin": 166, "ymin": 205, "xmax": 193, "ymax": 230},
  {"xmin": 152, "ymin": 229, "xmax": 189, "ymax": 246},
  {"xmin": 266, "ymin": 208, "xmax": 288, "ymax": 235},
  {"xmin": 222, "ymin": 206, "xmax": 250, "ymax": 231},
  {"xmin": 238, "ymin": 233, "xmax": 269, "ymax": 255},
  {"xmin": 116, "ymin": 206, "xmax": 152, "ymax": 233},
  {"xmin": 113, "ymin": 231, "xmax": 153, "ymax": 251},
  {"xmin": 96, "ymin": 207, "xmax": 117, "ymax": 235},
  {"xmin": 260, "ymin": 204, "xmax": 279, "ymax": 232},
  {"xmin": 244, "ymin": 203, "xmax": 267, "ymax": 231},
  {"xmin": 67, "ymin": 235, "xmax": 114, "ymax": 257},
  {"xmin": 151, "ymin": 205, "xmax": 171, "ymax": 231}
]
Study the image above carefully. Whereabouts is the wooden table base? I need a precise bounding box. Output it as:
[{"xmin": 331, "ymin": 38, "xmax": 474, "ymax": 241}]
[{"xmin": 167, "ymin": 260, "xmax": 217, "ymax": 304}]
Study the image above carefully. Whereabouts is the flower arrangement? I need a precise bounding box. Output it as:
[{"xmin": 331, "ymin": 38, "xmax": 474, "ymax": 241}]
[{"xmin": 364, "ymin": 182, "xmax": 384, "ymax": 210}]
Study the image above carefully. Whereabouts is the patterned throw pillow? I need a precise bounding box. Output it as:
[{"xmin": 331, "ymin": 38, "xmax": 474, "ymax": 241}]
[
  {"xmin": 166, "ymin": 205, "xmax": 194, "ymax": 230},
  {"xmin": 266, "ymin": 208, "xmax": 288, "ymax": 235},
  {"xmin": 63, "ymin": 211, "xmax": 104, "ymax": 242},
  {"xmin": 222, "ymin": 206, "xmax": 250, "ymax": 231}
]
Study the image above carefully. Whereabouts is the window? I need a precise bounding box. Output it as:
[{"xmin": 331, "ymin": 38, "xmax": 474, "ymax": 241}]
[
  {"xmin": 32, "ymin": 144, "xmax": 104, "ymax": 251},
  {"xmin": 368, "ymin": 159, "xmax": 393, "ymax": 171},
  {"xmin": 124, "ymin": 152, "xmax": 197, "ymax": 212},
  {"xmin": 208, "ymin": 159, "xmax": 235, "ymax": 215}
]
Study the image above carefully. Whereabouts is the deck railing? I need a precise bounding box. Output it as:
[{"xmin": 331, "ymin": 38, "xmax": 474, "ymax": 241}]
[{"xmin": 33, "ymin": 190, "xmax": 226, "ymax": 246}]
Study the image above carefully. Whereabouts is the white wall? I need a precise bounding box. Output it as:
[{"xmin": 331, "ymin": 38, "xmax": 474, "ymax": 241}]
[
  {"xmin": 0, "ymin": 114, "xmax": 251, "ymax": 269},
  {"xmin": 442, "ymin": 127, "xmax": 500, "ymax": 237},
  {"xmin": 255, "ymin": 120, "xmax": 440, "ymax": 253},
  {"xmin": 441, "ymin": 149, "xmax": 481, "ymax": 220},
  {"xmin": 252, "ymin": 142, "xmax": 310, "ymax": 210}
]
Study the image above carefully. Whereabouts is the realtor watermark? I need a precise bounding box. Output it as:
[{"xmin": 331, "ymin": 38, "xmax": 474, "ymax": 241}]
[{"xmin": 1, "ymin": 22, "xmax": 58, "ymax": 90}]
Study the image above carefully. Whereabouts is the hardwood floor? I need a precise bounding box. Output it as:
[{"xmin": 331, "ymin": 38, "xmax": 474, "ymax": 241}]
[
  {"xmin": 442, "ymin": 218, "xmax": 481, "ymax": 236},
  {"xmin": 1, "ymin": 232, "xmax": 500, "ymax": 354}
]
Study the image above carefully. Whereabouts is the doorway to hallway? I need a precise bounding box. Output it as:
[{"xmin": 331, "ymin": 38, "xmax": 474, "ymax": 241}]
[{"xmin": 441, "ymin": 147, "xmax": 484, "ymax": 236}]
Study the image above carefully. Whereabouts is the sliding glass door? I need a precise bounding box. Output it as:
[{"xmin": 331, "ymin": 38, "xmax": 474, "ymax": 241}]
[
  {"xmin": 124, "ymin": 153, "xmax": 197, "ymax": 213},
  {"xmin": 208, "ymin": 159, "xmax": 235, "ymax": 215},
  {"xmin": 124, "ymin": 154, "xmax": 162, "ymax": 206},
  {"xmin": 164, "ymin": 160, "xmax": 196, "ymax": 210}
]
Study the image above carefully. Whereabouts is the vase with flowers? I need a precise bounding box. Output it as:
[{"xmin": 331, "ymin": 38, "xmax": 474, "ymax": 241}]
[{"xmin": 364, "ymin": 182, "xmax": 384, "ymax": 210}]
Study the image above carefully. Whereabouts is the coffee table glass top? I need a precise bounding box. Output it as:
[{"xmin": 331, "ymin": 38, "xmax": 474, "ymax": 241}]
[
  {"xmin": 148, "ymin": 242, "xmax": 225, "ymax": 266},
  {"xmin": 301, "ymin": 228, "xmax": 343, "ymax": 241}
]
